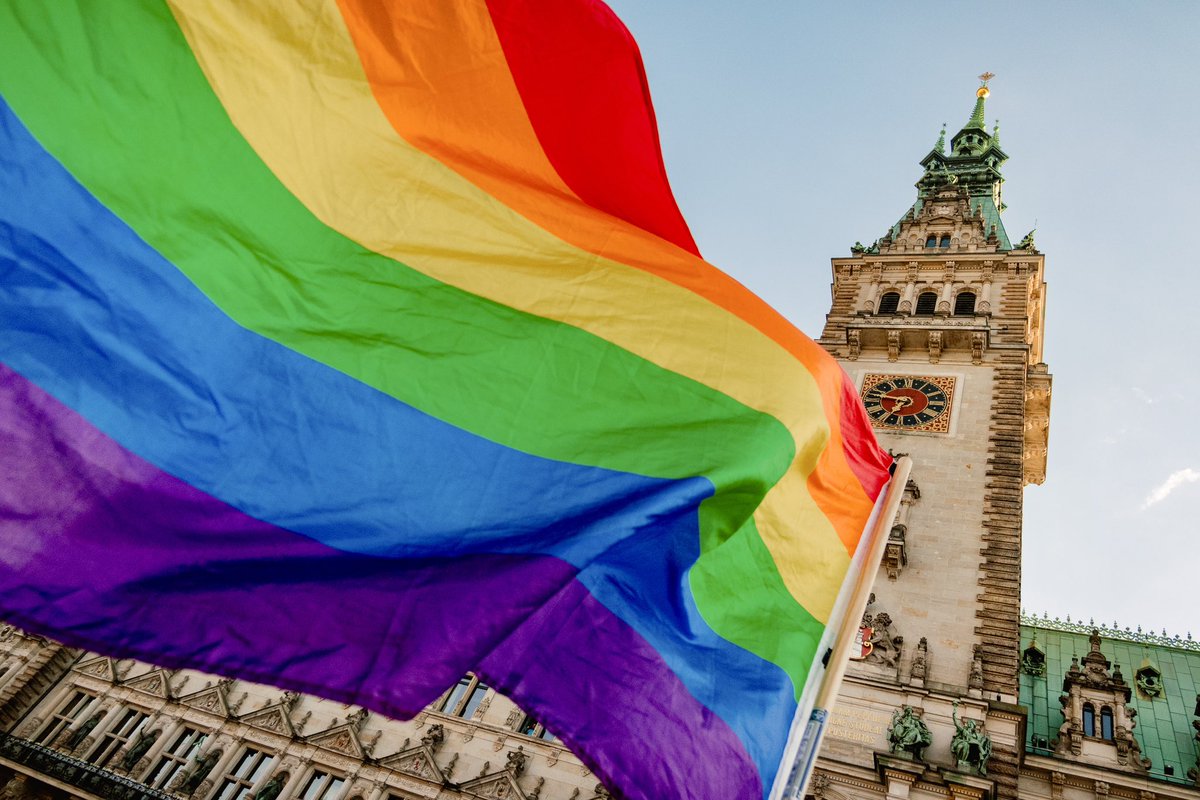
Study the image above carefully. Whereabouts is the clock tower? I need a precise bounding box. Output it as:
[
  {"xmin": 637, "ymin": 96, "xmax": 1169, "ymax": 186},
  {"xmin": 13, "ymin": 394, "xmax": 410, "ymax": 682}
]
[{"xmin": 812, "ymin": 77, "xmax": 1052, "ymax": 800}]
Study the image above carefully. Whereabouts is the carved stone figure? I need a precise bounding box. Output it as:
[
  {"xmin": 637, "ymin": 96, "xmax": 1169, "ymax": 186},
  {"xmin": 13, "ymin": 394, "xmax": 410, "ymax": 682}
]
[
  {"xmin": 253, "ymin": 772, "xmax": 289, "ymax": 800},
  {"xmin": 863, "ymin": 611, "xmax": 903, "ymax": 670},
  {"xmin": 505, "ymin": 746, "xmax": 527, "ymax": 777},
  {"xmin": 121, "ymin": 727, "xmax": 161, "ymax": 770},
  {"xmin": 909, "ymin": 637, "xmax": 928, "ymax": 683},
  {"xmin": 886, "ymin": 705, "xmax": 931, "ymax": 760},
  {"xmin": 181, "ymin": 749, "xmax": 222, "ymax": 793},
  {"xmin": 346, "ymin": 707, "xmax": 369, "ymax": 729},
  {"xmin": 968, "ymin": 644, "xmax": 984, "ymax": 692},
  {"xmin": 951, "ymin": 702, "xmax": 992, "ymax": 775},
  {"xmin": 421, "ymin": 723, "xmax": 445, "ymax": 750}
]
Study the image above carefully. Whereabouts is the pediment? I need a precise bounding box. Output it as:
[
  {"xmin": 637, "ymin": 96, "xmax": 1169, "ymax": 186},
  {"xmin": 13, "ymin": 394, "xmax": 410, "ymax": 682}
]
[
  {"xmin": 305, "ymin": 723, "xmax": 364, "ymax": 758},
  {"xmin": 73, "ymin": 656, "xmax": 117, "ymax": 682},
  {"xmin": 122, "ymin": 668, "xmax": 172, "ymax": 698},
  {"xmin": 457, "ymin": 770, "xmax": 527, "ymax": 800},
  {"xmin": 178, "ymin": 684, "xmax": 231, "ymax": 717},
  {"xmin": 238, "ymin": 703, "xmax": 295, "ymax": 737},
  {"xmin": 377, "ymin": 744, "xmax": 443, "ymax": 782}
]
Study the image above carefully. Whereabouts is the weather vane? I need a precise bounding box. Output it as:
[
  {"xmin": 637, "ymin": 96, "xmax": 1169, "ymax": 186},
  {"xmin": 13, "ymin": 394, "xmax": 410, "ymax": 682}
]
[{"xmin": 978, "ymin": 71, "xmax": 995, "ymax": 85}]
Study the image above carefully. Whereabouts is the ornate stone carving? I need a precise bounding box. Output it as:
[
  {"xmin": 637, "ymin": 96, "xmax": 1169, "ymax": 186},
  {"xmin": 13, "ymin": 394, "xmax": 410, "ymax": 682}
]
[
  {"xmin": 861, "ymin": 600, "xmax": 903, "ymax": 671},
  {"xmin": 927, "ymin": 330, "xmax": 942, "ymax": 363},
  {"xmin": 847, "ymin": 329, "xmax": 861, "ymax": 361},
  {"xmin": 887, "ymin": 330, "xmax": 901, "ymax": 362},
  {"xmin": 970, "ymin": 331, "xmax": 985, "ymax": 364},
  {"xmin": 968, "ymin": 644, "xmax": 984, "ymax": 697},
  {"xmin": 505, "ymin": 746, "xmax": 527, "ymax": 777},
  {"xmin": 886, "ymin": 706, "xmax": 931, "ymax": 760},
  {"xmin": 909, "ymin": 637, "xmax": 928, "ymax": 687},
  {"xmin": 420, "ymin": 723, "xmax": 444, "ymax": 751},
  {"xmin": 950, "ymin": 702, "xmax": 991, "ymax": 775}
]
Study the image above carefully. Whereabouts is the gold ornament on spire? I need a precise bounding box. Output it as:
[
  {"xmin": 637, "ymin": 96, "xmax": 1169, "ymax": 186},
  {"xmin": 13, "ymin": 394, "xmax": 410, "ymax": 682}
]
[{"xmin": 977, "ymin": 72, "xmax": 995, "ymax": 98}]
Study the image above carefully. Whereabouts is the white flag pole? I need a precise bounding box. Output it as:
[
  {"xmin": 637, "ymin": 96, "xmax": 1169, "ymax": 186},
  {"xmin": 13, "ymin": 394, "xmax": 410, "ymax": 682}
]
[{"xmin": 769, "ymin": 455, "xmax": 913, "ymax": 800}]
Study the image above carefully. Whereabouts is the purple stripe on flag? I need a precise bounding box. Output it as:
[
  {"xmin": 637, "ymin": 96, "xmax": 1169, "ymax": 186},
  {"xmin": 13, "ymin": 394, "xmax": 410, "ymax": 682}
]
[{"xmin": 0, "ymin": 362, "xmax": 760, "ymax": 799}]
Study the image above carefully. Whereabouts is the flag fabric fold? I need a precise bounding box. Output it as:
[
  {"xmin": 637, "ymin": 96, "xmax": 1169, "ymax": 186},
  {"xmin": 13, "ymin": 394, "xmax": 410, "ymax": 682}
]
[{"xmin": 0, "ymin": 2, "xmax": 891, "ymax": 798}]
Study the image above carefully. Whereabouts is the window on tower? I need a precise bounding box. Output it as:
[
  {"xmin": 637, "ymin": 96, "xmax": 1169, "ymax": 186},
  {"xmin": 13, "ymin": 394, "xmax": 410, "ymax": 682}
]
[
  {"xmin": 915, "ymin": 292, "xmax": 938, "ymax": 315},
  {"xmin": 877, "ymin": 292, "xmax": 901, "ymax": 314},
  {"xmin": 954, "ymin": 292, "xmax": 977, "ymax": 315},
  {"xmin": 939, "ymin": 235, "xmax": 951, "ymax": 248},
  {"xmin": 925, "ymin": 235, "xmax": 937, "ymax": 248}
]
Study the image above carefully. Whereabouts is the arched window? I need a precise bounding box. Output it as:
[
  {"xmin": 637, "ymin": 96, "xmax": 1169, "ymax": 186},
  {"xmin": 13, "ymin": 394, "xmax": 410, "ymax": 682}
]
[
  {"xmin": 954, "ymin": 292, "xmax": 977, "ymax": 316},
  {"xmin": 1082, "ymin": 703, "xmax": 1096, "ymax": 737},
  {"xmin": 914, "ymin": 291, "xmax": 938, "ymax": 315},
  {"xmin": 925, "ymin": 235, "xmax": 938, "ymax": 248},
  {"xmin": 877, "ymin": 292, "xmax": 901, "ymax": 314},
  {"xmin": 939, "ymin": 235, "xmax": 951, "ymax": 248},
  {"xmin": 1100, "ymin": 707, "xmax": 1114, "ymax": 740}
]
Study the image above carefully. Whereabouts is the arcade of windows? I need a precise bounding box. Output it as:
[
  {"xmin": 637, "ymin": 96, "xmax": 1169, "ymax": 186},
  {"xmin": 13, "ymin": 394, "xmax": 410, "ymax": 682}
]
[{"xmin": 876, "ymin": 289, "xmax": 977, "ymax": 316}]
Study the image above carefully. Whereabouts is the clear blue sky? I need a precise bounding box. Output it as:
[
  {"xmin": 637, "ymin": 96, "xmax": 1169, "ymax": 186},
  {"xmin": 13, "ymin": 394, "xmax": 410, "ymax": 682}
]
[{"xmin": 606, "ymin": 1, "xmax": 1200, "ymax": 638}]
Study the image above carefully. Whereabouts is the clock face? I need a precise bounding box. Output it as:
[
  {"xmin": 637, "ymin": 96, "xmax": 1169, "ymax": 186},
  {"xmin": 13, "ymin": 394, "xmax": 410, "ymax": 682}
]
[{"xmin": 861, "ymin": 374, "xmax": 956, "ymax": 433}]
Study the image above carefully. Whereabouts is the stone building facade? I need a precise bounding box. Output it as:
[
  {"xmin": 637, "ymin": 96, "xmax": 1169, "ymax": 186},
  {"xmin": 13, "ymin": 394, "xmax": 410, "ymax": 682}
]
[
  {"xmin": 809, "ymin": 78, "xmax": 1200, "ymax": 800},
  {"xmin": 0, "ymin": 624, "xmax": 605, "ymax": 800},
  {"xmin": 2, "ymin": 80, "xmax": 1199, "ymax": 800}
]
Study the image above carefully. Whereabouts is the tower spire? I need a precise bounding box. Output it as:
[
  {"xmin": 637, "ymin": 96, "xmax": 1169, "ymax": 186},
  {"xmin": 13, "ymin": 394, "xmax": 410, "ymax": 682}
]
[
  {"xmin": 965, "ymin": 71, "xmax": 993, "ymax": 130},
  {"xmin": 935, "ymin": 123, "xmax": 947, "ymax": 154}
]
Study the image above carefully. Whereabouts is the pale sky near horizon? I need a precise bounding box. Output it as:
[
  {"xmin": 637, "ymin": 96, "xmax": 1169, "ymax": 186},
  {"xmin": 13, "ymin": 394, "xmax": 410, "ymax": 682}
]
[{"xmin": 605, "ymin": 1, "xmax": 1200, "ymax": 638}]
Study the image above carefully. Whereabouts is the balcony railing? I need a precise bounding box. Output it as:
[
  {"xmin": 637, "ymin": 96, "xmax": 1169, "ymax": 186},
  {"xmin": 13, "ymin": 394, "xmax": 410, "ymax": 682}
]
[{"xmin": 0, "ymin": 732, "xmax": 175, "ymax": 800}]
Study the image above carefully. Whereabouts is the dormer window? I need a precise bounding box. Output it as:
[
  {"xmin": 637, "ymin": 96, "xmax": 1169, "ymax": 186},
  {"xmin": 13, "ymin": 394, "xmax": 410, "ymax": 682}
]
[
  {"xmin": 915, "ymin": 292, "xmax": 938, "ymax": 315},
  {"xmin": 877, "ymin": 292, "xmax": 901, "ymax": 314},
  {"xmin": 1021, "ymin": 643, "xmax": 1046, "ymax": 676},
  {"xmin": 1100, "ymin": 706, "xmax": 1114, "ymax": 740},
  {"xmin": 1135, "ymin": 663, "xmax": 1164, "ymax": 699},
  {"xmin": 939, "ymin": 236, "xmax": 951, "ymax": 248},
  {"xmin": 1082, "ymin": 703, "xmax": 1095, "ymax": 736},
  {"xmin": 954, "ymin": 292, "xmax": 977, "ymax": 316}
]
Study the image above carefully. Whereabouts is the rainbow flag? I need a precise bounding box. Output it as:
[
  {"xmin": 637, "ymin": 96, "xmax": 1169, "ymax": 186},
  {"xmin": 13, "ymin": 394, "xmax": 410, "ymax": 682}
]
[{"xmin": 0, "ymin": 2, "xmax": 891, "ymax": 798}]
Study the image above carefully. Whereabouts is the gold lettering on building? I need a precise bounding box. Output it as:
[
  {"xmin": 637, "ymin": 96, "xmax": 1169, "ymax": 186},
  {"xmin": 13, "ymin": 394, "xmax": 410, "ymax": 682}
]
[{"xmin": 826, "ymin": 706, "xmax": 892, "ymax": 745}]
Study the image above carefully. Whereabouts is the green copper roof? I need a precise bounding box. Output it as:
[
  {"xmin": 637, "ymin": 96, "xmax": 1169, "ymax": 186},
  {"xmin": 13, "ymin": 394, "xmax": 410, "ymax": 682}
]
[
  {"xmin": 965, "ymin": 92, "xmax": 987, "ymax": 130},
  {"xmin": 1020, "ymin": 618, "xmax": 1200, "ymax": 786}
]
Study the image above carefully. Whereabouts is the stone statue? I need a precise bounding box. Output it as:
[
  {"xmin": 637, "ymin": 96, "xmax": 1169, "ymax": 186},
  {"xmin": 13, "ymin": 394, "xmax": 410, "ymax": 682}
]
[
  {"xmin": 421, "ymin": 723, "xmax": 445, "ymax": 750},
  {"xmin": 886, "ymin": 705, "xmax": 931, "ymax": 760},
  {"xmin": 66, "ymin": 712, "xmax": 102, "ymax": 749},
  {"xmin": 1017, "ymin": 229, "xmax": 1036, "ymax": 250},
  {"xmin": 968, "ymin": 644, "xmax": 984, "ymax": 691},
  {"xmin": 951, "ymin": 702, "xmax": 992, "ymax": 775},
  {"xmin": 910, "ymin": 637, "xmax": 928, "ymax": 682},
  {"xmin": 253, "ymin": 772, "xmax": 289, "ymax": 800},
  {"xmin": 505, "ymin": 746, "xmax": 527, "ymax": 777},
  {"xmin": 863, "ymin": 611, "xmax": 903, "ymax": 669},
  {"xmin": 121, "ymin": 728, "xmax": 160, "ymax": 770},
  {"xmin": 181, "ymin": 750, "xmax": 222, "ymax": 793}
]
